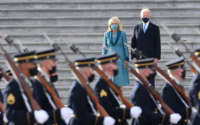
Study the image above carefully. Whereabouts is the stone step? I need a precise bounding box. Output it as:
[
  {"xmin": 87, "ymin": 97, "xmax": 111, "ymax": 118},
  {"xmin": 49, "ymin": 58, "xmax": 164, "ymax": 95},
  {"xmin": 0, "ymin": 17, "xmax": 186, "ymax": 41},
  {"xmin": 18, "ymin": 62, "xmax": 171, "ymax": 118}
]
[
  {"xmin": 0, "ymin": 0, "xmax": 199, "ymax": 9},
  {"xmin": 0, "ymin": 24, "xmax": 199, "ymax": 34},
  {"xmin": 0, "ymin": 50, "xmax": 195, "ymax": 62},
  {"xmin": 3, "ymin": 33, "xmax": 199, "ymax": 44},
  {"xmin": 0, "ymin": 8, "xmax": 199, "ymax": 18},
  {"xmin": 0, "ymin": 16, "xmax": 199, "ymax": 26}
]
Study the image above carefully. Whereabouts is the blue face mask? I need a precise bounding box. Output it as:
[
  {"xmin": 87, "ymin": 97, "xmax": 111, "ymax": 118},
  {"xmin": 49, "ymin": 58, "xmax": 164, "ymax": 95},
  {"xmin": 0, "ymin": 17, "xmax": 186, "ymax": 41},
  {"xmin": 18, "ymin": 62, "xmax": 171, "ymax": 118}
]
[{"xmin": 111, "ymin": 24, "xmax": 118, "ymax": 30}]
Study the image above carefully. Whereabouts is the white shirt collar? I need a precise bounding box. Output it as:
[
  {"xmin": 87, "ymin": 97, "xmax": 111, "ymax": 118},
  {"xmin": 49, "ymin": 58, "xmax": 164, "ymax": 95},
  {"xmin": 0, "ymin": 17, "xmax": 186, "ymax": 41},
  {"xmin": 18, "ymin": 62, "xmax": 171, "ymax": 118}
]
[{"xmin": 143, "ymin": 21, "xmax": 150, "ymax": 28}]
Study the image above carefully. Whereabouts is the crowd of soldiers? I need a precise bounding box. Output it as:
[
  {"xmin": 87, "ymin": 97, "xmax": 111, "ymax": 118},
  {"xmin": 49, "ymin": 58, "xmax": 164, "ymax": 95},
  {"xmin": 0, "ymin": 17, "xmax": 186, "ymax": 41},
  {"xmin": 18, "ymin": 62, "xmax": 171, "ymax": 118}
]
[{"xmin": 0, "ymin": 35, "xmax": 200, "ymax": 125}]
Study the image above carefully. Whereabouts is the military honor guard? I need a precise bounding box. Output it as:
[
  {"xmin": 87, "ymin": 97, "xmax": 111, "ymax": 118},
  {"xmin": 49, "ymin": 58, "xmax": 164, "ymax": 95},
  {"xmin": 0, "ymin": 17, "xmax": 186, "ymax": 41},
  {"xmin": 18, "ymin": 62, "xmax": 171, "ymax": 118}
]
[
  {"xmin": 189, "ymin": 48, "xmax": 200, "ymax": 125},
  {"xmin": 0, "ymin": 73, "xmax": 4, "ymax": 125},
  {"xmin": 162, "ymin": 57, "xmax": 191, "ymax": 125},
  {"xmin": 67, "ymin": 57, "xmax": 115, "ymax": 125},
  {"xmin": 30, "ymin": 49, "xmax": 73, "ymax": 125},
  {"xmin": 94, "ymin": 53, "xmax": 142, "ymax": 125},
  {"xmin": 4, "ymin": 51, "xmax": 49, "ymax": 125},
  {"xmin": 130, "ymin": 58, "xmax": 181, "ymax": 125}
]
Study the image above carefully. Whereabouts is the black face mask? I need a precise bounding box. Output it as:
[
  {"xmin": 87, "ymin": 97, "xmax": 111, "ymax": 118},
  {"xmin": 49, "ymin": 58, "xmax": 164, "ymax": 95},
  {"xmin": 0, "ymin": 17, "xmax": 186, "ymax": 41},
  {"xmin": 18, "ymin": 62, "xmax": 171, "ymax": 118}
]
[
  {"xmin": 48, "ymin": 66, "xmax": 56, "ymax": 75},
  {"xmin": 50, "ymin": 75, "xmax": 58, "ymax": 83},
  {"xmin": 181, "ymin": 70, "xmax": 186, "ymax": 79},
  {"xmin": 0, "ymin": 73, "xmax": 2, "ymax": 80},
  {"xmin": 147, "ymin": 72, "xmax": 156, "ymax": 86},
  {"xmin": 88, "ymin": 74, "xmax": 95, "ymax": 83},
  {"xmin": 113, "ymin": 69, "xmax": 118, "ymax": 76},
  {"xmin": 142, "ymin": 17, "xmax": 149, "ymax": 23},
  {"xmin": 29, "ymin": 67, "xmax": 38, "ymax": 76}
]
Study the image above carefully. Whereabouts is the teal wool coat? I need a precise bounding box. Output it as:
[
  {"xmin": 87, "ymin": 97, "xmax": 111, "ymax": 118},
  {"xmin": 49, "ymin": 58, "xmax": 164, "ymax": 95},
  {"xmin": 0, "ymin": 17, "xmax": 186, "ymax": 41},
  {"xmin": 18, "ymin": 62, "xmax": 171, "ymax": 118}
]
[{"xmin": 103, "ymin": 31, "xmax": 130, "ymax": 86}]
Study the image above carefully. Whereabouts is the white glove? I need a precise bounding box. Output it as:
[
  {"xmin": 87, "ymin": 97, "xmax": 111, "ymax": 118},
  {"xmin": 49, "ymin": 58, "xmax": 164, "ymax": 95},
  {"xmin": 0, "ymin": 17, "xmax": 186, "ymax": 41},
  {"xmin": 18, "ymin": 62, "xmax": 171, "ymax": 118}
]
[
  {"xmin": 170, "ymin": 113, "xmax": 181, "ymax": 124},
  {"xmin": 103, "ymin": 116, "xmax": 115, "ymax": 125},
  {"xmin": 34, "ymin": 110, "xmax": 49, "ymax": 124},
  {"xmin": 130, "ymin": 106, "xmax": 142, "ymax": 119},
  {"xmin": 60, "ymin": 107, "xmax": 74, "ymax": 124}
]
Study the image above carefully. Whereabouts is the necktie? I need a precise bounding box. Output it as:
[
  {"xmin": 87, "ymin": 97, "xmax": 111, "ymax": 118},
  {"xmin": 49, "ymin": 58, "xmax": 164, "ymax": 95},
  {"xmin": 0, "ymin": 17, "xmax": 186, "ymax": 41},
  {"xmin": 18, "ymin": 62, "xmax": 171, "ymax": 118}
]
[{"xmin": 143, "ymin": 24, "xmax": 147, "ymax": 33}]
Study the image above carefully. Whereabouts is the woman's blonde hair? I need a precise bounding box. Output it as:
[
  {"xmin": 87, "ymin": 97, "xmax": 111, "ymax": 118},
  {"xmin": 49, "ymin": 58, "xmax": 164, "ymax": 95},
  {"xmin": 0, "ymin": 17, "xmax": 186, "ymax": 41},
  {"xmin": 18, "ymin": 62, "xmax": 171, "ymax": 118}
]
[{"xmin": 107, "ymin": 16, "xmax": 123, "ymax": 32}]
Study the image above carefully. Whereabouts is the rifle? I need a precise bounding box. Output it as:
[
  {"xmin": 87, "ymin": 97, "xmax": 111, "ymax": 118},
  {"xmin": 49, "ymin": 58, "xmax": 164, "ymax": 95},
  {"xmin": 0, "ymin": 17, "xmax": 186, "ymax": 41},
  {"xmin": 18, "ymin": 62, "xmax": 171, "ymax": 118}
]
[
  {"xmin": 0, "ymin": 37, "xmax": 41, "ymax": 111},
  {"xmin": 125, "ymin": 42, "xmax": 191, "ymax": 106},
  {"xmin": 0, "ymin": 101, "xmax": 4, "ymax": 114},
  {"xmin": 70, "ymin": 44, "xmax": 133, "ymax": 108},
  {"xmin": 36, "ymin": 73, "xmax": 64, "ymax": 108},
  {"xmin": 4, "ymin": 35, "xmax": 64, "ymax": 108},
  {"xmin": 44, "ymin": 35, "xmax": 108, "ymax": 116},
  {"xmin": 103, "ymin": 43, "xmax": 174, "ymax": 115},
  {"xmin": 128, "ymin": 66, "xmax": 173, "ymax": 115},
  {"xmin": 153, "ymin": 65, "xmax": 191, "ymax": 106},
  {"xmin": 161, "ymin": 24, "xmax": 197, "ymax": 74}
]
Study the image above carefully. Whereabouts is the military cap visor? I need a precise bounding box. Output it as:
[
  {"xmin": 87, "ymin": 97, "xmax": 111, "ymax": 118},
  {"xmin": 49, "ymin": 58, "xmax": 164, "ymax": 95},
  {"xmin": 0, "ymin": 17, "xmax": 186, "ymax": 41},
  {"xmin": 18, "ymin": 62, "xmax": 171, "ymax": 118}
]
[
  {"xmin": 36, "ymin": 49, "xmax": 56, "ymax": 60},
  {"xmin": 13, "ymin": 51, "xmax": 36, "ymax": 63},
  {"xmin": 74, "ymin": 57, "xmax": 95, "ymax": 67},
  {"xmin": 166, "ymin": 57, "xmax": 185, "ymax": 70},
  {"xmin": 193, "ymin": 48, "xmax": 200, "ymax": 57},
  {"xmin": 6, "ymin": 70, "xmax": 12, "ymax": 76},
  {"xmin": 96, "ymin": 53, "xmax": 119, "ymax": 65},
  {"xmin": 134, "ymin": 58, "xmax": 154, "ymax": 69}
]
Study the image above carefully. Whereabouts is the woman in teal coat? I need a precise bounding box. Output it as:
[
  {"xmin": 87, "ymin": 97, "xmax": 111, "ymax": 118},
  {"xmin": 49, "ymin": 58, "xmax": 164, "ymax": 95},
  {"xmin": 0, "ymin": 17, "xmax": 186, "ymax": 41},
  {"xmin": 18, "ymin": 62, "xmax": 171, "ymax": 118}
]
[{"xmin": 103, "ymin": 16, "xmax": 130, "ymax": 86}]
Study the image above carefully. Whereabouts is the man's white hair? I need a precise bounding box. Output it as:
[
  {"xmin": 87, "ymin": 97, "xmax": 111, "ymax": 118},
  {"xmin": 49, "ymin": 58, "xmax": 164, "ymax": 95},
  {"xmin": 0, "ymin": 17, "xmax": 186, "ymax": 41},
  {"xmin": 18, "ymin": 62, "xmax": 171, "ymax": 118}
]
[{"xmin": 140, "ymin": 8, "xmax": 151, "ymax": 17}]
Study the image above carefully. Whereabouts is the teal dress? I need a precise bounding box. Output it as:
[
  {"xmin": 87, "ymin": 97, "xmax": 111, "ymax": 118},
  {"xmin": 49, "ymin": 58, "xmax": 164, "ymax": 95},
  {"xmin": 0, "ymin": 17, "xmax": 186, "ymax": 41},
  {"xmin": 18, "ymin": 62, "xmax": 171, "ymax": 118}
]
[{"xmin": 103, "ymin": 30, "xmax": 130, "ymax": 86}]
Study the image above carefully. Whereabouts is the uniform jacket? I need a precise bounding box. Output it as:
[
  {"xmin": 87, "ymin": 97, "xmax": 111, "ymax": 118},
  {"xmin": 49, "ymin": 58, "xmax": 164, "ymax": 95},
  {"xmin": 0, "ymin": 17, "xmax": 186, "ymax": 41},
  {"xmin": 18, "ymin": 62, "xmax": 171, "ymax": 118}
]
[
  {"xmin": 67, "ymin": 80, "xmax": 104, "ymax": 125},
  {"xmin": 162, "ymin": 84, "xmax": 191, "ymax": 125},
  {"xmin": 30, "ymin": 78, "xmax": 66, "ymax": 125},
  {"xmin": 189, "ymin": 74, "xmax": 200, "ymax": 125},
  {"xmin": 94, "ymin": 78, "xmax": 131, "ymax": 125},
  {"xmin": 130, "ymin": 82, "xmax": 169, "ymax": 125},
  {"xmin": 4, "ymin": 79, "xmax": 37, "ymax": 125}
]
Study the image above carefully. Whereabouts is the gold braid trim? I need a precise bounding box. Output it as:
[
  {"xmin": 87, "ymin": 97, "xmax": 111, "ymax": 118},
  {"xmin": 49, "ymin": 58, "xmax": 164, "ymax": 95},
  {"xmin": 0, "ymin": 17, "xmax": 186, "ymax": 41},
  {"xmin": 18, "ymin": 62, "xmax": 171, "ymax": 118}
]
[
  {"xmin": 94, "ymin": 116, "xmax": 99, "ymax": 125},
  {"xmin": 26, "ymin": 112, "xmax": 31, "ymax": 125},
  {"xmin": 53, "ymin": 110, "xmax": 58, "ymax": 125},
  {"xmin": 160, "ymin": 115, "xmax": 166, "ymax": 125},
  {"xmin": 185, "ymin": 108, "xmax": 189, "ymax": 123},
  {"xmin": 123, "ymin": 108, "xmax": 126, "ymax": 120}
]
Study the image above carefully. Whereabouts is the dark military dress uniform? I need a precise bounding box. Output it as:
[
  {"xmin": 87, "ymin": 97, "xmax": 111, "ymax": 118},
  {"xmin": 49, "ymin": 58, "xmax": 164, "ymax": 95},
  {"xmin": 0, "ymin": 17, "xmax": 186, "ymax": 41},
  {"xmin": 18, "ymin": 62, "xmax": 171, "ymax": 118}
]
[
  {"xmin": 162, "ymin": 84, "xmax": 191, "ymax": 125},
  {"xmin": 30, "ymin": 78, "xmax": 66, "ymax": 125},
  {"xmin": 162, "ymin": 57, "xmax": 191, "ymax": 125},
  {"xmin": 68, "ymin": 80, "xmax": 104, "ymax": 125},
  {"xmin": 130, "ymin": 58, "xmax": 169, "ymax": 125},
  {"xmin": 189, "ymin": 73, "xmax": 200, "ymax": 125},
  {"xmin": 4, "ymin": 79, "xmax": 37, "ymax": 125},
  {"xmin": 0, "ymin": 89, "xmax": 4, "ymax": 125},
  {"xmin": 130, "ymin": 82, "xmax": 169, "ymax": 125},
  {"xmin": 94, "ymin": 78, "xmax": 131, "ymax": 125}
]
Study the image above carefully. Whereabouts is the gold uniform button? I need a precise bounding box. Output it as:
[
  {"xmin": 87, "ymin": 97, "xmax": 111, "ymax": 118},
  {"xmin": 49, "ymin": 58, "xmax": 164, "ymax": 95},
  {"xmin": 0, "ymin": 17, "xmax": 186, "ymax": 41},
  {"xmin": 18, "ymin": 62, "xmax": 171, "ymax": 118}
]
[{"xmin": 117, "ymin": 118, "xmax": 121, "ymax": 122}]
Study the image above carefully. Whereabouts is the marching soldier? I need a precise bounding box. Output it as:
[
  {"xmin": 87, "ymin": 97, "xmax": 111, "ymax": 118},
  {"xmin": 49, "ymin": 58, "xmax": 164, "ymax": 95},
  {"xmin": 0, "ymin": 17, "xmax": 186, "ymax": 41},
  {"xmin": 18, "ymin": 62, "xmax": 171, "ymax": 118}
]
[
  {"xmin": 36, "ymin": 48, "xmax": 60, "ymax": 97},
  {"xmin": 94, "ymin": 53, "xmax": 142, "ymax": 125},
  {"xmin": 0, "ymin": 72, "xmax": 4, "ymax": 125},
  {"xmin": 4, "ymin": 51, "xmax": 49, "ymax": 125},
  {"xmin": 67, "ymin": 57, "xmax": 115, "ymax": 125},
  {"xmin": 189, "ymin": 48, "xmax": 200, "ymax": 125},
  {"xmin": 162, "ymin": 57, "xmax": 191, "ymax": 125},
  {"xmin": 130, "ymin": 58, "xmax": 181, "ymax": 125},
  {"xmin": 30, "ymin": 49, "xmax": 73, "ymax": 125}
]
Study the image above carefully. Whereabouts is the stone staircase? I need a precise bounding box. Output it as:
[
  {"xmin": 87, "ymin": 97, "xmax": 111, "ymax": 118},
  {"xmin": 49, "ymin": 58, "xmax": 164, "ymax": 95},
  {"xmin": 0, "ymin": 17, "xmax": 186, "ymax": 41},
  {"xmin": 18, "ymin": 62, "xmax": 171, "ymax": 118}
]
[{"xmin": 0, "ymin": 0, "xmax": 200, "ymax": 103}]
